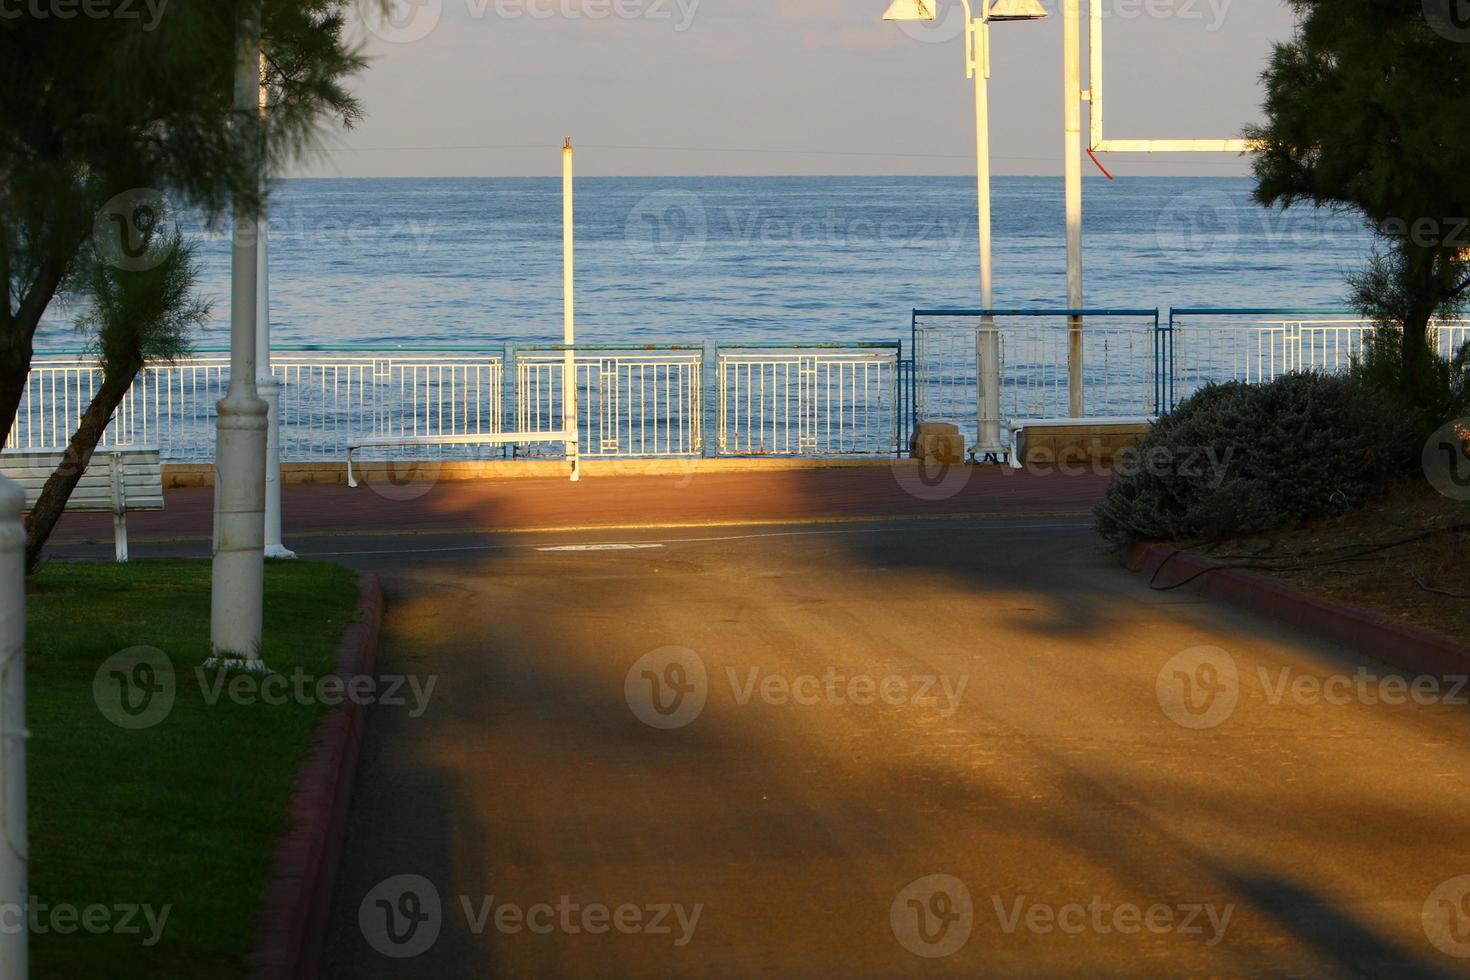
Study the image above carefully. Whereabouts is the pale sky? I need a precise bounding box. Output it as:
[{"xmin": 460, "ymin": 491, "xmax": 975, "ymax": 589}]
[{"xmin": 288, "ymin": 0, "xmax": 1298, "ymax": 178}]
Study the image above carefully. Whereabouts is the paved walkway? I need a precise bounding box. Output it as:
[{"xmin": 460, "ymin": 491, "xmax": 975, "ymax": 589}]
[
  {"xmin": 44, "ymin": 466, "xmax": 1110, "ymax": 557},
  {"xmin": 298, "ymin": 512, "xmax": 1467, "ymax": 977},
  {"xmin": 43, "ymin": 469, "xmax": 1470, "ymax": 975}
]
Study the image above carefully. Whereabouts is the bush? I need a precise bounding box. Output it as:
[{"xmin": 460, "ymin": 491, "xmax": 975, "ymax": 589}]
[
  {"xmin": 1350, "ymin": 327, "xmax": 1470, "ymax": 441},
  {"xmin": 1095, "ymin": 372, "xmax": 1417, "ymax": 546}
]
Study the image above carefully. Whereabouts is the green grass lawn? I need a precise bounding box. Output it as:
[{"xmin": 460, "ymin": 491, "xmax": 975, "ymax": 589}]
[{"xmin": 24, "ymin": 560, "xmax": 361, "ymax": 978}]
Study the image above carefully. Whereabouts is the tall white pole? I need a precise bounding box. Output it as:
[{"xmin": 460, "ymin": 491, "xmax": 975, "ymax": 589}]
[
  {"xmin": 563, "ymin": 138, "xmax": 581, "ymax": 483},
  {"xmin": 0, "ymin": 477, "xmax": 26, "ymax": 979},
  {"xmin": 257, "ymin": 53, "xmax": 295, "ymax": 561},
  {"xmin": 211, "ymin": 1, "xmax": 269, "ymax": 664},
  {"xmin": 257, "ymin": 224, "xmax": 292, "ymax": 559},
  {"xmin": 1064, "ymin": 0, "xmax": 1085, "ymax": 417},
  {"xmin": 973, "ymin": 13, "xmax": 1003, "ymax": 456}
]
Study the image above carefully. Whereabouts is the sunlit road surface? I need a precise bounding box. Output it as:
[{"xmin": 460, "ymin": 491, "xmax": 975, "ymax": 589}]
[{"xmin": 309, "ymin": 516, "xmax": 1470, "ymax": 979}]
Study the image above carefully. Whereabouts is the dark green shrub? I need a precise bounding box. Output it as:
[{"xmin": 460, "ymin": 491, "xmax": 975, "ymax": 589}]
[
  {"xmin": 1350, "ymin": 327, "xmax": 1470, "ymax": 441},
  {"xmin": 1095, "ymin": 373, "xmax": 1417, "ymax": 546}
]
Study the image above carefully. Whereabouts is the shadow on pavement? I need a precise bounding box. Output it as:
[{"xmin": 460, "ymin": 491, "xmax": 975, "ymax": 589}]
[{"xmin": 316, "ymin": 491, "xmax": 1470, "ymax": 977}]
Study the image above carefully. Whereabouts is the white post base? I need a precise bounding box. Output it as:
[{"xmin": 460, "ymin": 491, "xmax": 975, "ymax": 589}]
[
  {"xmin": 202, "ymin": 656, "xmax": 273, "ymax": 674},
  {"xmin": 258, "ymin": 378, "xmax": 295, "ymax": 560},
  {"xmin": 977, "ymin": 322, "xmax": 1004, "ymax": 455},
  {"xmin": 112, "ymin": 512, "xmax": 130, "ymax": 564},
  {"xmin": 0, "ymin": 477, "xmax": 28, "ymax": 979},
  {"xmin": 211, "ymin": 390, "xmax": 269, "ymax": 661}
]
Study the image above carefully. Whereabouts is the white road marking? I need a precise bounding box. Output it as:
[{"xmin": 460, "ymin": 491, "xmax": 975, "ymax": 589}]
[
  {"xmin": 538, "ymin": 543, "xmax": 666, "ymax": 553},
  {"xmin": 297, "ymin": 520, "xmax": 1094, "ymax": 558}
]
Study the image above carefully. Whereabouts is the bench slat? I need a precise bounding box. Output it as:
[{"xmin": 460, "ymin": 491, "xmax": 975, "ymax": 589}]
[
  {"xmin": 0, "ymin": 448, "xmax": 165, "ymax": 513},
  {"xmin": 0, "ymin": 470, "xmax": 161, "ymax": 485},
  {"xmin": 0, "ymin": 468, "xmax": 162, "ymax": 483},
  {"xmin": 3, "ymin": 447, "xmax": 161, "ymax": 460}
]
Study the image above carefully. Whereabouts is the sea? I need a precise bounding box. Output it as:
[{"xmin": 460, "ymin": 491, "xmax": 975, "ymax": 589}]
[{"xmin": 44, "ymin": 176, "xmax": 1378, "ymax": 351}]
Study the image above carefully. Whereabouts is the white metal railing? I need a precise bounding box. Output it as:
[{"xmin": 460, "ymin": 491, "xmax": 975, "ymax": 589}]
[
  {"xmin": 26, "ymin": 316, "xmax": 1457, "ymax": 466},
  {"xmin": 716, "ymin": 345, "xmax": 900, "ymax": 456},
  {"xmin": 913, "ymin": 310, "xmax": 1161, "ymax": 450},
  {"xmin": 513, "ymin": 347, "xmax": 703, "ymax": 457},
  {"xmin": 1166, "ymin": 312, "xmax": 1470, "ymax": 408},
  {"xmin": 10, "ymin": 344, "xmax": 896, "ymax": 463},
  {"xmin": 7, "ymin": 350, "xmax": 505, "ymax": 462}
]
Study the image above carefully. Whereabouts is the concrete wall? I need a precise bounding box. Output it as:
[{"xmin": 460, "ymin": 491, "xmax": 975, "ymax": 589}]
[{"xmin": 1019, "ymin": 423, "xmax": 1151, "ymax": 466}]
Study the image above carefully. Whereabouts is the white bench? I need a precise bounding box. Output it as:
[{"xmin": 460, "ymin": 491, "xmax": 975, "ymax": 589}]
[
  {"xmin": 346, "ymin": 431, "xmax": 578, "ymax": 487},
  {"xmin": 1008, "ymin": 417, "xmax": 1156, "ymax": 469},
  {"xmin": 0, "ymin": 447, "xmax": 164, "ymax": 561}
]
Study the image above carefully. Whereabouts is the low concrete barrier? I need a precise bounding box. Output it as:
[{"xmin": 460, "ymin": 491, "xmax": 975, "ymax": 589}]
[
  {"xmin": 164, "ymin": 457, "xmax": 914, "ymax": 488},
  {"xmin": 909, "ymin": 422, "xmax": 966, "ymax": 466},
  {"xmin": 1013, "ymin": 419, "xmax": 1153, "ymax": 467}
]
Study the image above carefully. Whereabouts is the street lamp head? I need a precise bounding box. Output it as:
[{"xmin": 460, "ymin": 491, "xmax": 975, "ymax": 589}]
[
  {"xmin": 986, "ymin": 0, "xmax": 1048, "ymax": 20},
  {"xmin": 881, "ymin": 0, "xmax": 937, "ymax": 21}
]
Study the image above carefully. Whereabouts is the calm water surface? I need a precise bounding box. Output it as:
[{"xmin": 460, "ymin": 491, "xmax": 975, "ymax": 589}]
[{"xmin": 42, "ymin": 176, "xmax": 1376, "ymax": 350}]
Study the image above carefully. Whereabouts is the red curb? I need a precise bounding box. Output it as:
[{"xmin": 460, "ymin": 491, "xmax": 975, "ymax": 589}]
[
  {"xmin": 246, "ymin": 574, "xmax": 384, "ymax": 980},
  {"xmin": 1127, "ymin": 543, "xmax": 1470, "ymax": 676}
]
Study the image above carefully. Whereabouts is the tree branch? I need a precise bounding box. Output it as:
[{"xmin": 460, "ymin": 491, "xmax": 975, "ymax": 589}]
[
  {"xmin": 0, "ymin": 241, "xmax": 11, "ymax": 332},
  {"xmin": 12, "ymin": 252, "xmax": 72, "ymax": 339}
]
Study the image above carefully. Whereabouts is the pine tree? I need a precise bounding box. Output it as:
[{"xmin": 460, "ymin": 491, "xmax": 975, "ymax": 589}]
[
  {"xmin": 1247, "ymin": 0, "xmax": 1470, "ymax": 406},
  {"xmin": 0, "ymin": 1, "xmax": 372, "ymax": 444}
]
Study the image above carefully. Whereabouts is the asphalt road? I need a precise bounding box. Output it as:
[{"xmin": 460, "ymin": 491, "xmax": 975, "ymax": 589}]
[
  {"xmin": 301, "ymin": 517, "xmax": 1470, "ymax": 979},
  {"xmin": 40, "ymin": 466, "xmax": 1110, "ymax": 558}
]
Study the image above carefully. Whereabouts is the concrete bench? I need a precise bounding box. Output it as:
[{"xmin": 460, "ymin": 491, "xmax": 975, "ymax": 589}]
[
  {"xmin": 1008, "ymin": 417, "xmax": 1155, "ymax": 470},
  {"xmin": 0, "ymin": 446, "xmax": 164, "ymax": 561}
]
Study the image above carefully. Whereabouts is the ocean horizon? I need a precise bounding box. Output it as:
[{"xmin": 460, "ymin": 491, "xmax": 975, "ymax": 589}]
[{"xmin": 43, "ymin": 175, "xmax": 1377, "ymax": 352}]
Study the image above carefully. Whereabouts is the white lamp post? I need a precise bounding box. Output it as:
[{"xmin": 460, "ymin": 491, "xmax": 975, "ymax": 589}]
[
  {"xmin": 258, "ymin": 53, "xmax": 295, "ymax": 560},
  {"xmin": 563, "ymin": 138, "xmax": 581, "ymax": 483},
  {"xmin": 883, "ymin": 0, "xmax": 1047, "ymax": 458},
  {"xmin": 211, "ymin": 0, "xmax": 269, "ymax": 665},
  {"xmin": 1064, "ymin": 0, "xmax": 1083, "ymax": 418},
  {"xmin": 257, "ymin": 219, "xmax": 293, "ymax": 560}
]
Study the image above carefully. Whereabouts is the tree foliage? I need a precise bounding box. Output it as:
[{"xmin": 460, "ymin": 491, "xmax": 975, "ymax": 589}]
[
  {"xmin": 2, "ymin": 1, "xmax": 379, "ymax": 566},
  {"xmin": 0, "ymin": 0, "xmax": 374, "ymax": 443},
  {"xmin": 80, "ymin": 228, "xmax": 206, "ymax": 378},
  {"xmin": 1246, "ymin": 0, "xmax": 1470, "ymax": 405},
  {"xmin": 24, "ymin": 226, "xmax": 209, "ymax": 571}
]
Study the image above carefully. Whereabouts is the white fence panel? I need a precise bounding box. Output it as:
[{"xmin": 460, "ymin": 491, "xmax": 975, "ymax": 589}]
[
  {"xmin": 514, "ymin": 348, "xmax": 704, "ymax": 458},
  {"xmin": 717, "ymin": 346, "xmax": 900, "ymax": 456},
  {"xmin": 1167, "ymin": 314, "xmax": 1470, "ymax": 408},
  {"xmin": 913, "ymin": 311, "xmax": 1159, "ymax": 450},
  {"xmin": 7, "ymin": 350, "xmax": 504, "ymax": 462}
]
